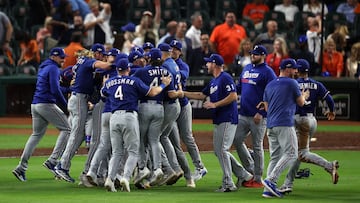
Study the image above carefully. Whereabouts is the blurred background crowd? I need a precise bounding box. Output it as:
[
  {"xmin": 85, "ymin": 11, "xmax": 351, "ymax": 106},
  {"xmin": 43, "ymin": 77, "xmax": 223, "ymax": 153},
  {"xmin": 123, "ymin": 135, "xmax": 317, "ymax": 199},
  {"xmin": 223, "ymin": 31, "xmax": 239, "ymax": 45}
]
[{"xmin": 0, "ymin": 0, "xmax": 360, "ymax": 79}]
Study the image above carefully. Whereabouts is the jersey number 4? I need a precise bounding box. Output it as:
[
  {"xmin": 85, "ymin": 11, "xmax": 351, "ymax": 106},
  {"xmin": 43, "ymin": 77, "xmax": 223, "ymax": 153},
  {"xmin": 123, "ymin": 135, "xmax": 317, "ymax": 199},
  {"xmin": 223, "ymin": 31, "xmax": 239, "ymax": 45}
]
[{"xmin": 115, "ymin": 85, "xmax": 124, "ymax": 100}]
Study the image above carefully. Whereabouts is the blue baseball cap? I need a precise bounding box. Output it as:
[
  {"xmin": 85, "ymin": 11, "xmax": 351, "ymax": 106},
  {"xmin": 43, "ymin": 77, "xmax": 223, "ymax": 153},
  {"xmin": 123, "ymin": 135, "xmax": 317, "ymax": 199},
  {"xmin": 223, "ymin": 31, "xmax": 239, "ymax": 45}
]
[
  {"xmin": 121, "ymin": 22, "xmax": 136, "ymax": 32},
  {"xmin": 148, "ymin": 48, "xmax": 162, "ymax": 61},
  {"xmin": 142, "ymin": 42, "xmax": 154, "ymax": 50},
  {"xmin": 158, "ymin": 43, "xmax": 172, "ymax": 52},
  {"xmin": 297, "ymin": 59, "xmax": 310, "ymax": 72},
  {"xmin": 170, "ymin": 40, "xmax": 182, "ymax": 51},
  {"xmin": 128, "ymin": 50, "xmax": 144, "ymax": 63},
  {"xmin": 91, "ymin": 43, "xmax": 106, "ymax": 54},
  {"xmin": 50, "ymin": 47, "xmax": 67, "ymax": 58},
  {"xmin": 298, "ymin": 35, "xmax": 308, "ymax": 44},
  {"xmin": 280, "ymin": 58, "xmax": 300, "ymax": 69},
  {"xmin": 107, "ymin": 48, "xmax": 121, "ymax": 56},
  {"xmin": 249, "ymin": 45, "xmax": 267, "ymax": 55},
  {"xmin": 114, "ymin": 58, "xmax": 130, "ymax": 71},
  {"xmin": 204, "ymin": 54, "xmax": 224, "ymax": 66},
  {"xmin": 131, "ymin": 46, "xmax": 144, "ymax": 54}
]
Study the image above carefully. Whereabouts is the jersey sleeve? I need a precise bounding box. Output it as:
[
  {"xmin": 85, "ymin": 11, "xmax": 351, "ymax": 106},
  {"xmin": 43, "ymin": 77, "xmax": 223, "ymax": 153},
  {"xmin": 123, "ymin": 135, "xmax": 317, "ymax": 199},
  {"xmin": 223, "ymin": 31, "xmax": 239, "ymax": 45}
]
[{"xmin": 49, "ymin": 65, "xmax": 67, "ymax": 107}]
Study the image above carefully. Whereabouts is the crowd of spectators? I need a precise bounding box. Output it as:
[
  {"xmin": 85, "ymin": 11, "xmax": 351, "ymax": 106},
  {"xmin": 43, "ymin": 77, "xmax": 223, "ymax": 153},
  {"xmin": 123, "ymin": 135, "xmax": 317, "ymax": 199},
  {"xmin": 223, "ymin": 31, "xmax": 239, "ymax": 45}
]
[{"xmin": 0, "ymin": 0, "xmax": 359, "ymax": 79}]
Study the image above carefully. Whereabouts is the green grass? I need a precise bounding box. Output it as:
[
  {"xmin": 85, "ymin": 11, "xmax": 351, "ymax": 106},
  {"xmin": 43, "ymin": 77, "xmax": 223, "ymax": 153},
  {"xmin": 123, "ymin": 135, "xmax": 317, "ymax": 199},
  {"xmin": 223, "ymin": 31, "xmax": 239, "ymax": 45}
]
[
  {"xmin": 1, "ymin": 151, "xmax": 359, "ymax": 203},
  {"xmin": 191, "ymin": 123, "xmax": 360, "ymax": 132}
]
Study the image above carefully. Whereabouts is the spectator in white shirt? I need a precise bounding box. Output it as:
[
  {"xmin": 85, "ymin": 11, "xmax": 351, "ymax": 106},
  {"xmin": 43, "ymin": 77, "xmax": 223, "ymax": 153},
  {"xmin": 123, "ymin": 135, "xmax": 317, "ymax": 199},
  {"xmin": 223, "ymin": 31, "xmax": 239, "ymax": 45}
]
[{"xmin": 185, "ymin": 12, "xmax": 203, "ymax": 49}]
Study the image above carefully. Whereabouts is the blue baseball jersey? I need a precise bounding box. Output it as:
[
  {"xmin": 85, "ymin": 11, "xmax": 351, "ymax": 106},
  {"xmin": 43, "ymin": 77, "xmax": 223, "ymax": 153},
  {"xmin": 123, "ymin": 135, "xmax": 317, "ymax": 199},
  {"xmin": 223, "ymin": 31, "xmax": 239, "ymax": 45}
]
[
  {"xmin": 100, "ymin": 66, "xmax": 119, "ymax": 113},
  {"xmin": 175, "ymin": 58, "xmax": 190, "ymax": 107},
  {"xmin": 237, "ymin": 62, "xmax": 276, "ymax": 117},
  {"xmin": 264, "ymin": 77, "xmax": 301, "ymax": 128},
  {"xmin": 202, "ymin": 71, "xmax": 238, "ymax": 125},
  {"xmin": 129, "ymin": 64, "xmax": 142, "ymax": 75},
  {"xmin": 133, "ymin": 64, "xmax": 174, "ymax": 103},
  {"xmin": 101, "ymin": 75, "xmax": 151, "ymax": 112},
  {"xmin": 296, "ymin": 77, "xmax": 335, "ymax": 115},
  {"xmin": 32, "ymin": 59, "xmax": 67, "ymax": 107},
  {"xmin": 70, "ymin": 56, "xmax": 97, "ymax": 95},
  {"xmin": 162, "ymin": 57, "xmax": 181, "ymax": 102}
]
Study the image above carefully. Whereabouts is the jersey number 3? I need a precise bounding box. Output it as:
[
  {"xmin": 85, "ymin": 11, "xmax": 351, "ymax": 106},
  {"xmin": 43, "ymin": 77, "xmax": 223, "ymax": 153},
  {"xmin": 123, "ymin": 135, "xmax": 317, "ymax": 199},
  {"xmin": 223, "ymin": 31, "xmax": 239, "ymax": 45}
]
[{"xmin": 115, "ymin": 85, "xmax": 124, "ymax": 100}]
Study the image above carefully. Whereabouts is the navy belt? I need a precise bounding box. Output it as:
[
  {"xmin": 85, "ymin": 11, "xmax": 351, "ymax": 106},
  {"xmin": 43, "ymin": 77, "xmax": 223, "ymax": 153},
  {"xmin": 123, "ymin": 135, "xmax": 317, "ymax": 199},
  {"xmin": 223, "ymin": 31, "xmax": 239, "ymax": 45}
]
[
  {"xmin": 296, "ymin": 113, "xmax": 314, "ymax": 117},
  {"xmin": 140, "ymin": 100, "xmax": 163, "ymax": 105}
]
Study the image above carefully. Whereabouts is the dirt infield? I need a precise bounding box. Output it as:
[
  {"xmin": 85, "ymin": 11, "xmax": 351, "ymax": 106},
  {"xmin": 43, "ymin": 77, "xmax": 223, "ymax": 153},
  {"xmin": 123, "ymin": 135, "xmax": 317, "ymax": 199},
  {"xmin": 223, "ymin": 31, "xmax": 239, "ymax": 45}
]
[{"xmin": 0, "ymin": 117, "xmax": 359, "ymax": 157}]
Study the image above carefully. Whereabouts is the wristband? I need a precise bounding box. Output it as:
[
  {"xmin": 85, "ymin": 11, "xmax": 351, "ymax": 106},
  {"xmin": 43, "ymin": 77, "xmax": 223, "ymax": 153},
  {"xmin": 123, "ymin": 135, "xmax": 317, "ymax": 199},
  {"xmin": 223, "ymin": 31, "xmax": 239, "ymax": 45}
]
[{"xmin": 159, "ymin": 83, "xmax": 166, "ymax": 89}]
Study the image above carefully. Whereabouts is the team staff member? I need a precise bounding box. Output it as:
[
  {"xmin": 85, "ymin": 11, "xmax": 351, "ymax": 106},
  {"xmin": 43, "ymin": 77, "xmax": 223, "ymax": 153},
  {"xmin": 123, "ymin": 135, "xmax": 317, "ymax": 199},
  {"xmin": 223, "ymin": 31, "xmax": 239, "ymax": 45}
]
[
  {"xmin": 234, "ymin": 45, "xmax": 276, "ymax": 187},
  {"xmin": 13, "ymin": 48, "xmax": 70, "ymax": 182},
  {"xmin": 279, "ymin": 59, "xmax": 338, "ymax": 194},
  {"xmin": 183, "ymin": 54, "xmax": 253, "ymax": 192},
  {"xmin": 259, "ymin": 58, "xmax": 309, "ymax": 198},
  {"xmin": 55, "ymin": 44, "xmax": 111, "ymax": 183},
  {"xmin": 102, "ymin": 58, "xmax": 172, "ymax": 192}
]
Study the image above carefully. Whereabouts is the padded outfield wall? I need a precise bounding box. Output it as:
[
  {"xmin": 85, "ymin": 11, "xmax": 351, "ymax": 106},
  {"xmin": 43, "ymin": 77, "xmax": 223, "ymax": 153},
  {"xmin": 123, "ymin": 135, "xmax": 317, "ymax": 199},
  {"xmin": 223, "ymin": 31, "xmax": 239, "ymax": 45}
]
[{"xmin": 0, "ymin": 76, "xmax": 359, "ymax": 120}]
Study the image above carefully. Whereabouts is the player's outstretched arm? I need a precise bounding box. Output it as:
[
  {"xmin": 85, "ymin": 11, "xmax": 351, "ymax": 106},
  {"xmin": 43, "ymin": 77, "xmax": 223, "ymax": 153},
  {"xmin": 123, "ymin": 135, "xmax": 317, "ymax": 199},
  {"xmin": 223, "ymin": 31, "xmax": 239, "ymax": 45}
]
[{"xmin": 183, "ymin": 91, "xmax": 206, "ymax": 100}]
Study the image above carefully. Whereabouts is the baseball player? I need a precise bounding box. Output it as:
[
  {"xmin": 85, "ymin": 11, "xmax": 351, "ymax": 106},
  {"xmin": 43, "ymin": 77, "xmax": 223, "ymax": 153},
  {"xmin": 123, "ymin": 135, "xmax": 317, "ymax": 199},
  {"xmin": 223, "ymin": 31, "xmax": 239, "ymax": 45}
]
[
  {"xmin": 169, "ymin": 39, "xmax": 204, "ymax": 187},
  {"xmin": 233, "ymin": 45, "xmax": 277, "ymax": 188},
  {"xmin": 54, "ymin": 44, "xmax": 111, "ymax": 183},
  {"xmin": 132, "ymin": 47, "xmax": 179, "ymax": 186},
  {"xmin": 12, "ymin": 47, "xmax": 70, "ymax": 182},
  {"xmin": 101, "ymin": 58, "xmax": 171, "ymax": 192},
  {"xmin": 128, "ymin": 50, "xmax": 146, "ymax": 75},
  {"xmin": 157, "ymin": 43, "xmax": 184, "ymax": 184},
  {"xmin": 183, "ymin": 54, "xmax": 253, "ymax": 192},
  {"xmin": 279, "ymin": 59, "xmax": 338, "ymax": 194},
  {"xmin": 78, "ymin": 48, "xmax": 122, "ymax": 187},
  {"xmin": 260, "ymin": 58, "xmax": 309, "ymax": 198}
]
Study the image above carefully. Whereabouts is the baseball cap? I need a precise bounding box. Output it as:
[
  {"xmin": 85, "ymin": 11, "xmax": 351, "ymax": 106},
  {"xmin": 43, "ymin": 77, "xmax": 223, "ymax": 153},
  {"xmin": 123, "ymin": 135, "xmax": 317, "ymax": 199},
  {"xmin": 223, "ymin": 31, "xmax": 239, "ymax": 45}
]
[
  {"xmin": 298, "ymin": 35, "xmax": 308, "ymax": 44},
  {"xmin": 143, "ymin": 10, "xmax": 153, "ymax": 17},
  {"xmin": 170, "ymin": 40, "xmax": 182, "ymax": 51},
  {"xmin": 113, "ymin": 58, "xmax": 130, "ymax": 71},
  {"xmin": 50, "ymin": 47, "xmax": 67, "ymax": 58},
  {"xmin": 249, "ymin": 45, "xmax": 267, "ymax": 55},
  {"xmin": 204, "ymin": 54, "xmax": 224, "ymax": 66},
  {"xmin": 128, "ymin": 50, "xmax": 144, "ymax": 63},
  {"xmin": 91, "ymin": 43, "xmax": 106, "ymax": 54},
  {"xmin": 142, "ymin": 42, "xmax": 154, "ymax": 50},
  {"xmin": 279, "ymin": 58, "xmax": 300, "ymax": 69},
  {"xmin": 158, "ymin": 43, "xmax": 172, "ymax": 52},
  {"xmin": 148, "ymin": 48, "xmax": 162, "ymax": 61},
  {"xmin": 121, "ymin": 22, "xmax": 136, "ymax": 32},
  {"xmin": 296, "ymin": 59, "xmax": 310, "ymax": 72},
  {"xmin": 131, "ymin": 46, "xmax": 144, "ymax": 54},
  {"xmin": 107, "ymin": 48, "xmax": 121, "ymax": 56}
]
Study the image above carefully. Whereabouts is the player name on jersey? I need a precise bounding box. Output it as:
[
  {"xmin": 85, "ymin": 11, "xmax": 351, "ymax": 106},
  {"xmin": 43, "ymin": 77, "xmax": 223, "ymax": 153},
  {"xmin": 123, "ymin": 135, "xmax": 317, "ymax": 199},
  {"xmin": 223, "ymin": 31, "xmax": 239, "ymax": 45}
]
[
  {"xmin": 105, "ymin": 78, "xmax": 135, "ymax": 89},
  {"xmin": 148, "ymin": 68, "xmax": 168, "ymax": 76}
]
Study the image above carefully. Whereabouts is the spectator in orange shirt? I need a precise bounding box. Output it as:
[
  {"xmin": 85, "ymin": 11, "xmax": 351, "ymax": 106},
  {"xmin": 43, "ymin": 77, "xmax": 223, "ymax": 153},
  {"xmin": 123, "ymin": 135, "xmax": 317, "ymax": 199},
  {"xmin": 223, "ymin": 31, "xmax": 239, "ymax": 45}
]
[
  {"xmin": 242, "ymin": 0, "xmax": 270, "ymax": 30},
  {"xmin": 63, "ymin": 31, "xmax": 84, "ymax": 68},
  {"xmin": 265, "ymin": 37, "xmax": 289, "ymax": 75},
  {"xmin": 322, "ymin": 38, "xmax": 344, "ymax": 78},
  {"xmin": 16, "ymin": 31, "xmax": 41, "ymax": 69},
  {"xmin": 209, "ymin": 10, "xmax": 247, "ymax": 70}
]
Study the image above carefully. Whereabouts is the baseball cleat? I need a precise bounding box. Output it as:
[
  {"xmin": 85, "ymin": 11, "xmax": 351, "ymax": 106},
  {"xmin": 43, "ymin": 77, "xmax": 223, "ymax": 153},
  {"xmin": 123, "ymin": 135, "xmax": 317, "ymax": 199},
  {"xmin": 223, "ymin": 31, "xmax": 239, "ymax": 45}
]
[
  {"xmin": 332, "ymin": 160, "xmax": 339, "ymax": 184},
  {"xmin": 215, "ymin": 185, "xmax": 238, "ymax": 192},
  {"xmin": 55, "ymin": 165, "xmax": 75, "ymax": 183},
  {"xmin": 43, "ymin": 160, "xmax": 61, "ymax": 179},
  {"xmin": 86, "ymin": 171, "xmax": 98, "ymax": 186},
  {"xmin": 133, "ymin": 167, "xmax": 151, "ymax": 185},
  {"xmin": 262, "ymin": 179, "xmax": 283, "ymax": 198},
  {"xmin": 192, "ymin": 167, "xmax": 208, "ymax": 181},
  {"xmin": 186, "ymin": 178, "xmax": 196, "ymax": 188},
  {"xmin": 149, "ymin": 168, "xmax": 164, "ymax": 186},
  {"xmin": 262, "ymin": 191, "xmax": 276, "ymax": 198},
  {"xmin": 104, "ymin": 177, "xmax": 117, "ymax": 192},
  {"xmin": 278, "ymin": 185, "xmax": 293, "ymax": 194},
  {"xmin": 12, "ymin": 169, "xmax": 26, "ymax": 182},
  {"xmin": 120, "ymin": 178, "xmax": 130, "ymax": 192}
]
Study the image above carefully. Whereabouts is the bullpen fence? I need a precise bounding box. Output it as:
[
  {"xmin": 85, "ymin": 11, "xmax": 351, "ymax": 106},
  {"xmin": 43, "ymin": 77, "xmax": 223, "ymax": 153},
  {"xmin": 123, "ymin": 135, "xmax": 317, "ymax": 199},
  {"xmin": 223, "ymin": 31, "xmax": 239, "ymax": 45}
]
[{"xmin": 1, "ymin": 75, "xmax": 359, "ymax": 120}]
